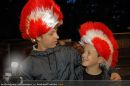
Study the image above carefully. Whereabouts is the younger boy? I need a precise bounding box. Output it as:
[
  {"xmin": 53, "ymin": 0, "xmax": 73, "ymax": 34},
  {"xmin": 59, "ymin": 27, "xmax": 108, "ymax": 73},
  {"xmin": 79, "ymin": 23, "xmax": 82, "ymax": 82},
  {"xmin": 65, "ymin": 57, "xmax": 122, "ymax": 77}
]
[{"xmin": 79, "ymin": 21, "xmax": 119, "ymax": 80}]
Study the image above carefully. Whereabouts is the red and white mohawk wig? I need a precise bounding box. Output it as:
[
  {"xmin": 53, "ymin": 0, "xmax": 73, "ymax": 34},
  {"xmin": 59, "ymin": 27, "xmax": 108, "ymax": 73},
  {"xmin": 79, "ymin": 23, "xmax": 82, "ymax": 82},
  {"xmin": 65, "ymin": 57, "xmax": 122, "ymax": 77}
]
[
  {"xmin": 79, "ymin": 21, "xmax": 118, "ymax": 68},
  {"xmin": 19, "ymin": 0, "xmax": 63, "ymax": 39}
]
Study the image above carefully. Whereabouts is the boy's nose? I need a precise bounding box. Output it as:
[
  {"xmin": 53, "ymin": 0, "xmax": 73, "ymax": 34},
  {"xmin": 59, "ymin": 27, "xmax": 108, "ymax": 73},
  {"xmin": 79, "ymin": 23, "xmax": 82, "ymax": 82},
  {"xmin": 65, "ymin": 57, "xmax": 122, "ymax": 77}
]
[
  {"xmin": 82, "ymin": 53, "xmax": 85, "ymax": 58},
  {"xmin": 55, "ymin": 33, "xmax": 59, "ymax": 39}
]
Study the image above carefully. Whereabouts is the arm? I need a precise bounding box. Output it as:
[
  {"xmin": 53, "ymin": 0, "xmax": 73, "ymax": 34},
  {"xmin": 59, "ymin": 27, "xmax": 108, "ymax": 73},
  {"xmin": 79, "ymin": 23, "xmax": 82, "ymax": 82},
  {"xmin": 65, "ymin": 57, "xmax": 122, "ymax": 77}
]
[
  {"xmin": 71, "ymin": 47, "xmax": 83, "ymax": 80},
  {"xmin": 109, "ymin": 67, "xmax": 121, "ymax": 80},
  {"xmin": 19, "ymin": 57, "xmax": 34, "ymax": 80},
  {"xmin": 100, "ymin": 63, "xmax": 121, "ymax": 80}
]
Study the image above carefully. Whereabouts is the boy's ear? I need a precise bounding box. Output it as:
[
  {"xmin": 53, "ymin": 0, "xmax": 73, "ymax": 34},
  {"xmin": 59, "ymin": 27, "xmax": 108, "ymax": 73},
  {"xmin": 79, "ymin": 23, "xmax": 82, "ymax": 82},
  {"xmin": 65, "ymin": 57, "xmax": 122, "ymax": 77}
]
[{"xmin": 98, "ymin": 56, "xmax": 104, "ymax": 64}]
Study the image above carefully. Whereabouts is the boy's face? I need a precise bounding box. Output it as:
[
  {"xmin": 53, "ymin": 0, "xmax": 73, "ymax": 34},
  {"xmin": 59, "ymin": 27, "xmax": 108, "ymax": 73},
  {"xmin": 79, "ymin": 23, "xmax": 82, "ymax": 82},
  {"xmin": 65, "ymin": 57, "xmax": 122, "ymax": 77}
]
[
  {"xmin": 37, "ymin": 28, "xmax": 59, "ymax": 50},
  {"xmin": 81, "ymin": 44, "xmax": 100, "ymax": 67}
]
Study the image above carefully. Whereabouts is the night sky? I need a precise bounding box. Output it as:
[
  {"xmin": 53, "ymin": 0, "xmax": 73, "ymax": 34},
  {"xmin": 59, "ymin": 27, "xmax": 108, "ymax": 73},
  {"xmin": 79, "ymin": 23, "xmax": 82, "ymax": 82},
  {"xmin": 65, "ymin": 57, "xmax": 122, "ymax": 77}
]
[{"xmin": 1, "ymin": 0, "xmax": 130, "ymax": 41}]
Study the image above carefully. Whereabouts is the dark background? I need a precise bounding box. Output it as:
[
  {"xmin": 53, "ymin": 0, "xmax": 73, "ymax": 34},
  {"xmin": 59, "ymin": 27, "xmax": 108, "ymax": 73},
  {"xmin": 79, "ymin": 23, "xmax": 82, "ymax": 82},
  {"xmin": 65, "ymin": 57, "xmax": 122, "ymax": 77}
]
[
  {"xmin": 0, "ymin": 0, "xmax": 130, "ymax": 41},
  {"xmin": 0, "ymin": 0, "xmax": 130, "ymax": 80}
]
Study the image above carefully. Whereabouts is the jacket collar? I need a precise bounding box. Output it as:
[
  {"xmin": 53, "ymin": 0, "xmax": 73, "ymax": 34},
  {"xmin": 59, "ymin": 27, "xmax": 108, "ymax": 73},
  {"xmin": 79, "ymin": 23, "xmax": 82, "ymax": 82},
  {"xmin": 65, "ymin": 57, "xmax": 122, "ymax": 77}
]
[{"xmin": 30, "ymin": 44, "xmax": 60, "ymax": 56}]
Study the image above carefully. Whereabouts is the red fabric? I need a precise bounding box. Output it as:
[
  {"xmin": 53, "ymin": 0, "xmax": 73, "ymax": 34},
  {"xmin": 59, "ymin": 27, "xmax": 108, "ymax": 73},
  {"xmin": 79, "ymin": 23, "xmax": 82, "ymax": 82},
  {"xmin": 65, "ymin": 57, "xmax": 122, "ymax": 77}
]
[
  {"xmin": 92, "ymin": 38, "xmax": 110, "ymax": 61},
  {"xmin": 19, "ymin": 0, "xmax": 63, "ymax": 39},
  {"xmin": 28, "ymin": 19, "xmax": 50, "ymax": 39},
  {"xmin": 79, "ymin": 21, "xmax": 118, "ymax": 67}
]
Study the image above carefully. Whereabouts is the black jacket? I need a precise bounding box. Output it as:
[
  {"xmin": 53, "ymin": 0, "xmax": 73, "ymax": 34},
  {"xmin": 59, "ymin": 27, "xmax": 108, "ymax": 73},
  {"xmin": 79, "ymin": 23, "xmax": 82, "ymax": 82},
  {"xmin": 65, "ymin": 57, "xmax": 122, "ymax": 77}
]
[
  {"xmin": 83, "ymin": 66, "xmax": 110, "ymax": 80},
  {"xmin": 19, "ymin": 45, "xmax": 83, "ymax": 80}
]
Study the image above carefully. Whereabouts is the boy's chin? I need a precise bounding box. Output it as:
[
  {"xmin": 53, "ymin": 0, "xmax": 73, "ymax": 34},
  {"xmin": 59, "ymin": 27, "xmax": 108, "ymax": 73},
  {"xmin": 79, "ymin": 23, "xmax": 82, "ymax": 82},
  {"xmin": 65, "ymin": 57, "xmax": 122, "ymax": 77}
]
[
  {"xmin": 49, "ymin": 44, "xmax": 57, "ymax": 48},
  {"xmin": 81, "ymin": 63, "xmax": 88, "ymax": 67}
]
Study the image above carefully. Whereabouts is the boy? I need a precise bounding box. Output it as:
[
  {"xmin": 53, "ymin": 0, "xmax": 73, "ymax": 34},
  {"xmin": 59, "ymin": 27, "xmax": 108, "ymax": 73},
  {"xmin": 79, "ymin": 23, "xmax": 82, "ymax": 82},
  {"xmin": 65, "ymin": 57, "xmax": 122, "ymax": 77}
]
[
  {"xmin": 19, "ymin": 0, "xmax": 121, "ymax": 80},
  {"xmin": 19, "ymin": 0, "xmax": 82, "ymax": 80},
  {"xmin": 79, "ymin": 21, "xmax": 119, "ymax": 80}
]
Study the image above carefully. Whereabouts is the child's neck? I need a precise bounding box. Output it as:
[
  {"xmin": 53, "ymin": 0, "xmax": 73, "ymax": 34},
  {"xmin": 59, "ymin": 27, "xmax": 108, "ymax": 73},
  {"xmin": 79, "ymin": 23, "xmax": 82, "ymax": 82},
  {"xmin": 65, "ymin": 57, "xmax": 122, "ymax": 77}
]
[
  {"xmin": 37, "ymin": 45, "xmax": 46, "ymax": 51},
  {"xmin": 85, "ymin": 65, "xmax": 102, "ymax": 75}
]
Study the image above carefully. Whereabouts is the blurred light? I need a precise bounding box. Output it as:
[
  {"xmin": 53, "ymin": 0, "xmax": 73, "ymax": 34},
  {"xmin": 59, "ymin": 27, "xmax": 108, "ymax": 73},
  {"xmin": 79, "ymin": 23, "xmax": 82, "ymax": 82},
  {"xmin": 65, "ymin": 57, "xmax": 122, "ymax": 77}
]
[
  {"xmin": 11, "ymin": 62, "xmax": 19, "ymax": 68},
  {"xmin": 3, "ymin": 72, "xmax": 12, "ymax": 82},
  {"xmin": 4, "ymin": 72, "xmax": 12, "ymax": 77},
  {"xmin": 128, "ymin": 27, "xmax": 130, "ymax": 30}
]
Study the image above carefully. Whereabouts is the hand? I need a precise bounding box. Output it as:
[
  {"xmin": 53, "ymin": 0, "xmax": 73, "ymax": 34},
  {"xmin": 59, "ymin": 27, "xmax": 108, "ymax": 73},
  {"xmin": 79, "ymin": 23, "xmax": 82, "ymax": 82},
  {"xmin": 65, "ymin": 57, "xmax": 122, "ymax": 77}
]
[{"xmin": 110, "ymin": 73, "xmax": 122, "ymax": 80}]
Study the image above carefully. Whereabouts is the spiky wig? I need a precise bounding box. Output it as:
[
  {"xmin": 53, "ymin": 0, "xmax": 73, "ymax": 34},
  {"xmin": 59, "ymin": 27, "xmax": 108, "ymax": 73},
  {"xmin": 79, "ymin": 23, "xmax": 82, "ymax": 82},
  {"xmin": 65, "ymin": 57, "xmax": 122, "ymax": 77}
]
[
  {"xmin": 79, "ymin": 21, "xmax": 118, "ymax": 68},
  {"xmin": 19, "ymin": 0, "xmax": 63, "ymax": 39}
]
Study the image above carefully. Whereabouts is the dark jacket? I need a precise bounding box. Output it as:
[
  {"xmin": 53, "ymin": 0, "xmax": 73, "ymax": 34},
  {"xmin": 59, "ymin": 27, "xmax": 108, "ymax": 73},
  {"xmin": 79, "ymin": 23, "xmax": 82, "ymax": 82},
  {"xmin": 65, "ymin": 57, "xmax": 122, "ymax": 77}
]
[
  {"xmin": 83, "ymin": 66, "xmax": 110, "ymax": 80},
  {"xmin": 19, "ymin": 45, "xmax": 83, "ymax": 80},
  {"xmin": 83, "ymin": 63, "xmax": 119, "ymax": 80},
  {"xmin": 83, "ymin": 70, "xmax": 110, "ymax": 80}
]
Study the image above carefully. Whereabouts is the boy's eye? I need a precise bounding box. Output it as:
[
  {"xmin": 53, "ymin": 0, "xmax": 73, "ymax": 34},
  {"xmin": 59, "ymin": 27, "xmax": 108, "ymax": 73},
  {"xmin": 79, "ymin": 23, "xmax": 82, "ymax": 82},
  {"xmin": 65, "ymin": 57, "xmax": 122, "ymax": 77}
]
[
  {"xmin": 48, "ymin": 30, "xmax": 55, "ymax": 35},
  {"xmin": 55, "ymin": 27, "xmax": 58, "ymax": 31},
  {"xmin": 88, "ymin": 51, "xmax": 90, "ymax": 55},
  {"xmin": 49, "ymin": 33, "xmax": 53, "ymax": 36}
]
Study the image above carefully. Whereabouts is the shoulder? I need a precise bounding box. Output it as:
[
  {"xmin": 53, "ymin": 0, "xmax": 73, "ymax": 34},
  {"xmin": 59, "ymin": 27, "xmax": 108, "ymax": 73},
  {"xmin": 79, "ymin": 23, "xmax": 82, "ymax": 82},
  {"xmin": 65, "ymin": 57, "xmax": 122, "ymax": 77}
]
[
  {"xmin": 55, "ymin": 45, "xmax": 81, "ymax": 62},
  {"xmin": 56, "ymin": 45, "xmax": 79, "ymax": 54},
  {"xmin": 21, "ymin": 55, "xmax": 37, "ymax": 68}
]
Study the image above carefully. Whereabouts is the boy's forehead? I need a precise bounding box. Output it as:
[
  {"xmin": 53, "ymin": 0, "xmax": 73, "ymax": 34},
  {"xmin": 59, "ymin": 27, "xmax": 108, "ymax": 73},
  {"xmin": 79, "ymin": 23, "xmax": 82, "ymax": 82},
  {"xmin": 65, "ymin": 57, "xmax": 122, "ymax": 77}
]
[
  {"xmin": 84, "ymin": 44, "xmax": 96, "ymax": 51},
  {"xmin": 41, "ymin": 29, "xmax": 56, "ymax": 37},
  {"xmin": 84, "ymin": 44, "xmax": 92, "ymax": 48},
  {"xmin": 47, "ymin": 29, "xmax": 56, "ymax": 33},
  {"xmin": 51, "ymin": 28, "xmax": 57, "ymax": 32}
]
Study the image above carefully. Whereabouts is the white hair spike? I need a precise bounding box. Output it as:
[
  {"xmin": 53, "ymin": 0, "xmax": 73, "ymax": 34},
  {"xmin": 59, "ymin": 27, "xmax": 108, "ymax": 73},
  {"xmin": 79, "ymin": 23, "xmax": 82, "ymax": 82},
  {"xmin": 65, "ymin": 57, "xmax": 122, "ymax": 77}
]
[
  {"xmin": 27, "ymin": 7, "xmax": 59, "ymax": 30},
  {"xmin": 81, "ymin": 29, "xmax": 114, "ymax": 67}
]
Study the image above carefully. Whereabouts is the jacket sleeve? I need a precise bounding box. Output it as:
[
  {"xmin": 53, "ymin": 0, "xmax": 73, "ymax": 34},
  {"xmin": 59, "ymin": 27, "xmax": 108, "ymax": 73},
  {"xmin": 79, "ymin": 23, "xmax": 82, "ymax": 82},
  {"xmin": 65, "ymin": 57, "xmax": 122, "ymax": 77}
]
[
  {"xmin": 100, "ymin": 63, "xmax": 118, "ymax": 75},
  {"xmin": 19, "ymin": 56, "xmax": 34, "ymax": 80},
  {"xmin": 70, "ymin": 47, "xmax": 83, "ymax": 80},
  {"xmin": 108, "ymin": 67, "xmax": 118, "ymax": 75}
]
